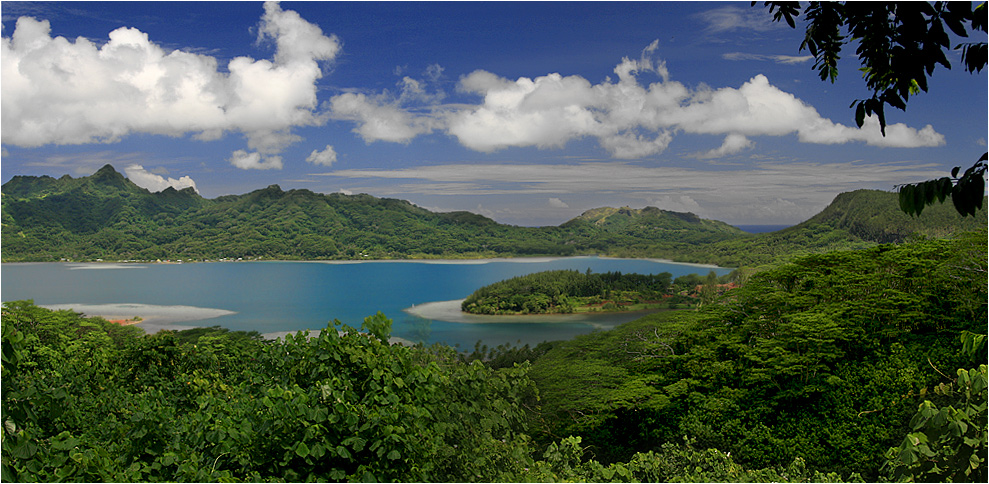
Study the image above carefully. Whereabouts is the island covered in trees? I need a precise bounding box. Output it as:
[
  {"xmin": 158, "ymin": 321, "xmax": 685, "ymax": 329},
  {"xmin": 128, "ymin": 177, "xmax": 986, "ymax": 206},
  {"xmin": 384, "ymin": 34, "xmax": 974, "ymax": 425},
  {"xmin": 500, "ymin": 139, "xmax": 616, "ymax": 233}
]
[{"xmin": 461, "ymin": 269, "xmax": 737, "ymax": 315}]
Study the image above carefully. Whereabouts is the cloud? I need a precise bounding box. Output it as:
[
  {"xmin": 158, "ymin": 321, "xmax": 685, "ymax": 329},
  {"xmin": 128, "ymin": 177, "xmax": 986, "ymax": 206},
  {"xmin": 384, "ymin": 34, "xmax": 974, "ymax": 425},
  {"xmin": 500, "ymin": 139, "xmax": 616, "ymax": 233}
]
[
  {"xmin": 695, "ymin": 6, "xmax": 781, "ymax": 33},
  {"xmin": 330, "ymin": 92, "xmax": 438, "ymax": 143},
  {"xmin": 649, "ymin": 195, "xmax": 703, "ymax": 214},
  {"xmin": 1, "ymin": 1, "xmax": 339, "ymax": 168},
  {"xmin": 316, "ymin": 160, "xmax": 947, "ymax": 223},
  {"xmin": 332, "ymin": 42, "xmax": 943, "ymax": 158},
  {"xmin": 124, "ymin": 164, "xmax": 199, "ymax": 193},
  {"xmin": 327, "ymin": 64, "xmax": 447, "ymax": 143},
  {"xmin": 692, "ymin": 133, "xmax": 754, "ymax": 159},
  {"xmin": 445, "ymin": 67, "xmax": 943, "ymax": 158},
  {"xmin": 322, "ymin": 161, "xmax": 943, "ymax": 194},
  {"xmin": 306, "ymin": 145, "xmax": 338, "ymax": 166},
  {"xmin": 229, "ymin": 150, "xmax": 283, "ymax": 170},
  {"xmin": 4, "ymin": 5, "xmax": 947, "ymax": 168},
  {"xmin": 548, "ymin": 197, "xmax": 569, "ymax": 208},
  {"xmin": 722, "ymin": 52, "xmax": 814, "ymax": 64},
  {"xmin": 797, "ymin": 113, "xmax": 945, "ymax": 148}
]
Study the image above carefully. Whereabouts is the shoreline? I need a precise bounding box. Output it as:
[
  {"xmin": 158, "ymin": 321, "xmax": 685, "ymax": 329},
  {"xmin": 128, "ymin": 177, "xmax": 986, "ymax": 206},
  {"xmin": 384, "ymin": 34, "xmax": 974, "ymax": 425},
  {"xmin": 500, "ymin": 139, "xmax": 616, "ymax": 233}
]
[{"xmin": 3, "ymin": 255, "xmax": 730, "ymax": 269}]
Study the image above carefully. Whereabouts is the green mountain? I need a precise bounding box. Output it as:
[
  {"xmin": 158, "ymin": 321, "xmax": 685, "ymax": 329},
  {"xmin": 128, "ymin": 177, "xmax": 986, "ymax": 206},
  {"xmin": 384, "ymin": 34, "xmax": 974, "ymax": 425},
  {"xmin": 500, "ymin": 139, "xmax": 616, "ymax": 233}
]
[
  {"xmin": 662, "ymin": 189, "xmax": 987, "ymax": 267},
  {"xmin": 801, "ymin": 188, "xmax": 983, "ymax": 242},
  {"xmin": 1, "ymin": 165, "xmax": 742, "ymax": 262},
  {"xmin": 2, "ymin": 165, "xmax": 983, "ymax": 264}
]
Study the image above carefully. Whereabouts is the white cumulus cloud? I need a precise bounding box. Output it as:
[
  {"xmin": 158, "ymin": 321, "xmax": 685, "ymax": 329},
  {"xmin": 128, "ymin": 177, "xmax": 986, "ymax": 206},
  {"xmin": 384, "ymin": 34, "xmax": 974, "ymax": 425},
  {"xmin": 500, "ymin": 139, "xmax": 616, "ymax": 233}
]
[
  {"xmin": 692, "ymin": 133, "xmax": 754, "ymax": 159},
  {"xmin": 229, "ymin": 150, "xmax": 283, "ymax": 170},
  {"xmin": 124, "ymin": 164, "xmax": 199, "ymax": 193},
  {"xmin": 548, "ymin": 197, "xmax": 569, "ymax": 208},
  {"xmin": 1, "ymin": 1, "xmax": 339, "ymax": 169},
  {"xmin": 306, "ymin": 145, "xmax": 338, "ymax": 166},
  {"xmin": 332, "ymin": 42, "xmax": 943, "ymax": 159},
  {"xmin": 330, "ymin": 92, "xmax": 437, "ymax": 143}
]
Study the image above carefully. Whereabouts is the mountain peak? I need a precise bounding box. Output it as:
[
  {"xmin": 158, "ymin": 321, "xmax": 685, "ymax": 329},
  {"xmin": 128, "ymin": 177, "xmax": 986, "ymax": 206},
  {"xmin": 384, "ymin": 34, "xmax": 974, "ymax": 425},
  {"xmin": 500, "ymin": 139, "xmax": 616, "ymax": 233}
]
[
  {"xmin": 94, "ymin": 164, "xmax": 119, "ymax": 176},
  {"xmin": 89, "ymin": 164, "xmax": 128, "ymax": 185}
]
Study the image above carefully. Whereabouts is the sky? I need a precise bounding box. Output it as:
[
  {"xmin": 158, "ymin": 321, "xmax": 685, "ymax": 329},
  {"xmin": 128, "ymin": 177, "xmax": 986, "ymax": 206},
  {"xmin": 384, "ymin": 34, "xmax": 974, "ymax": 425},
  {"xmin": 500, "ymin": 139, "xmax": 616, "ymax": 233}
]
[{"xmin": 2, "ymin": 1, "xmax": 986, "ymax": 226}]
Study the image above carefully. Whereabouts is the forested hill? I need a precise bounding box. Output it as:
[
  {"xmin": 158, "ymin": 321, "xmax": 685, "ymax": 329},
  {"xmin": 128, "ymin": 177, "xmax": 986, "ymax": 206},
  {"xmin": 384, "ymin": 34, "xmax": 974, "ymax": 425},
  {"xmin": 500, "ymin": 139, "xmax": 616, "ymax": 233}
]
[
  {"xmin": 1, "ymin": 165, "xmax": 742, "ymax": 262},
  {"xmin": 660, "ymin": 189, "xmax": 987, "ymax": 267},
  {"xmin": 801, "ymin": 189, "xmax": 985, "ymax": 243},
  {"xmin": 1, "ymin": 165, "xmax": 984, "ymax": 263}
]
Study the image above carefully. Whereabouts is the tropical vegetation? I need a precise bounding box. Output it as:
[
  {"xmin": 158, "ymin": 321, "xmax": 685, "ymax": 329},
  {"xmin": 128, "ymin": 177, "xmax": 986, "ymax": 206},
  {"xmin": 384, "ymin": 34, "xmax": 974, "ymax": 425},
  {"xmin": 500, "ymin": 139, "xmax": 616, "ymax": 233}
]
[
  {"xmin": 526, "ymin": 232, "xmax": 987, "ymax": 482},
  {"xmin": 3, "ymin": 230, "xmax": 986, "ymax": 482},
  {"xmin": 461, "ymin": 269, "xmax": 676, "ymax": 315}
]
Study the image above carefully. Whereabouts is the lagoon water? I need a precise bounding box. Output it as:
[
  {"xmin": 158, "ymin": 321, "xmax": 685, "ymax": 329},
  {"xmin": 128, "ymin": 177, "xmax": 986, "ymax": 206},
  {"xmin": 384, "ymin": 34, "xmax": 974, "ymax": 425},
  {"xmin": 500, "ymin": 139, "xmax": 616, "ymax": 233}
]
[{"xmin": 2, "ymin": 257, "xmax": 731, "ymax": 349}]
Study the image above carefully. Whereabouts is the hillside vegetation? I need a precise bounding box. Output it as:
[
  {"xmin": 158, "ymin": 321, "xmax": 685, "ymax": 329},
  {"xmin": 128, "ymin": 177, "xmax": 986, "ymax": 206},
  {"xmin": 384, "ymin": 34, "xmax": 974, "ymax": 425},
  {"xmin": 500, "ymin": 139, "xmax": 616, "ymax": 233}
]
[
  {"xmin": 526, "ymin": 232, "xmax": 988, "ymax": 481},
  {"xmin": 3, "ymin": 165, "xmax": 983, "ymax": 264}
]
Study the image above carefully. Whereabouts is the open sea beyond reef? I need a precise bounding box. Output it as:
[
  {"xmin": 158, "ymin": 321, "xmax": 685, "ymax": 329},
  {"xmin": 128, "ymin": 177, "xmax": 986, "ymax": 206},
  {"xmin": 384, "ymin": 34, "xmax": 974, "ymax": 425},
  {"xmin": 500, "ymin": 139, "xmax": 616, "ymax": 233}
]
[
  {"xmin": 733, "ymin": 224, "xmax": 792, "ymax": 233},
  {"xmin": 1, "ymin": 257, "xmax": 731, "ymax": 349}
]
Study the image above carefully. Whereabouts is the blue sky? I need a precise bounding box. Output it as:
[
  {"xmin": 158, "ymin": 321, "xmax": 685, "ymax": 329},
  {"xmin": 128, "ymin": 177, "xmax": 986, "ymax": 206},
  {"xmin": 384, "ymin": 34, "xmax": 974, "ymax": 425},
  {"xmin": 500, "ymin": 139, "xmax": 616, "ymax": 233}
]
[{"xmin": 2, "ymin": 1, "xmax": 986, "ymax": 226}]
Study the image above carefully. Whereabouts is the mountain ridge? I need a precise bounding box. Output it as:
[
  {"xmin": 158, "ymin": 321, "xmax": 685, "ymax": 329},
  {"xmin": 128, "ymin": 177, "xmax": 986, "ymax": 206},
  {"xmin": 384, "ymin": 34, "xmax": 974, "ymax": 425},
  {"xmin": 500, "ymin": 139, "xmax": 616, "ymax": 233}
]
[
  {"xmin": 2, "ymin": 165, "xmax": 984, "ymax": 264},
  {"xmin": 1, "ymin": 165, "xmax": 740, "ymax": 262}
]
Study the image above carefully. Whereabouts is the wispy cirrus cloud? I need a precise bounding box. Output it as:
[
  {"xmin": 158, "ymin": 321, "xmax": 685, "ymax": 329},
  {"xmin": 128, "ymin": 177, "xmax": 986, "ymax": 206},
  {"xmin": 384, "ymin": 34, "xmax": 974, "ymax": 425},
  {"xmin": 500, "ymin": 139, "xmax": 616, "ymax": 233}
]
[
  {"xmin": 722, "ymin": 52, "xmax": 814, "ymax": 64},
  {"xmin": 314, "ymin": 159, "xmax": 945, "ymax": 223},
  {"xmin": 694, "ymin": 5, "xmax": 782, "ymax": 33}
]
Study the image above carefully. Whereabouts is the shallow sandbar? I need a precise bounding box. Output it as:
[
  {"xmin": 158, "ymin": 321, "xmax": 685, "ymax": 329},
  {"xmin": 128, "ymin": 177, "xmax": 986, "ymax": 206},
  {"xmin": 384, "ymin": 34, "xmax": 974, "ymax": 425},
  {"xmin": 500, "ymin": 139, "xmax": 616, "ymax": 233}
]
[{"xmin": 40, "ymin": 303, "xmax": 236, "ymax": 333}]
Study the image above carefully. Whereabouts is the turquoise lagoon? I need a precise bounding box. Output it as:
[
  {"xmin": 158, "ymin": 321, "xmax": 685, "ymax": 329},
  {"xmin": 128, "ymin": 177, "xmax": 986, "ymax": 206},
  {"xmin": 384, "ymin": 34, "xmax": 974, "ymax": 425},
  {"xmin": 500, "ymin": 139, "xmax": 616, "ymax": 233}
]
[{"xmin": 1, "ymin": 257, "xmax": 731, "ymax": 349}]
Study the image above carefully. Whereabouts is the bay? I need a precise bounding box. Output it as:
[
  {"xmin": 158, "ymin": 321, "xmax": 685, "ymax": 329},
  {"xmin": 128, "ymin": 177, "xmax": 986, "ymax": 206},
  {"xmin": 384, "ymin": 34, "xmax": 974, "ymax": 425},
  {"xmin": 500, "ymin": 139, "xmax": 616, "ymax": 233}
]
[{"xmin": 1, "ymin": 257, "xmax": 731, "ymax": 349}]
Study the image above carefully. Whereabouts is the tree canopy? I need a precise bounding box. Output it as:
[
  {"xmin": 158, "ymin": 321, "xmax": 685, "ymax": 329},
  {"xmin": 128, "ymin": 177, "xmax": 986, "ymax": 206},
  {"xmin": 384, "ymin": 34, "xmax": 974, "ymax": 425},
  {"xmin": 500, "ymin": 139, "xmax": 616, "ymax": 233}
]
[{"xmin": 758, "ymin": 1, "xmax": 988, "ymax": 217}]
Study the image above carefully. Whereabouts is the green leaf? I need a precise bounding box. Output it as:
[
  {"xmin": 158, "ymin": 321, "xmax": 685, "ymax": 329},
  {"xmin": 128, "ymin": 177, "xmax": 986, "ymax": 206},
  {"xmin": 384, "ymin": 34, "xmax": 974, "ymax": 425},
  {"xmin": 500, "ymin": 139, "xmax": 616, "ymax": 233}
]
[
  {"xmin": 936, "ymin": 177, "xmax": 952, "ymax": 203},
  {"xmin": 922, "ymin": 180, "xmax": 937, "ymax": 205},
  {"xmin": 912, "ymin": 182, "xmax": 926, "ymax": 215},
  {"xmin": 12, "ymin": 439, "xmax": 38, "ymax": 459},
  {"xmin": 336, "ymin": 445, "xmax": 352, "ymax": 460},
  {"xmin": 295, "ymin": 442, "xmax": 310, "ymax": 458},
  {"xmin": 899, "ymin": 185, "xmax": 915, "ymax": 214},
  {"xmin": 387, "ymin": 449, "xmax": 401, "ymax": 460}
]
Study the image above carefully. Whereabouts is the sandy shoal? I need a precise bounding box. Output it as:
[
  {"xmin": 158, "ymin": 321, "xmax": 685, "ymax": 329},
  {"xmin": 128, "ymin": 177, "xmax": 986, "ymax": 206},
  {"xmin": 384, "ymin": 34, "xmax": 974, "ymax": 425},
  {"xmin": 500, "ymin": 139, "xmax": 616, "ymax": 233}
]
[{"xmin": 40, "ymin": 303, "xmax": 236, "ymax": 334}]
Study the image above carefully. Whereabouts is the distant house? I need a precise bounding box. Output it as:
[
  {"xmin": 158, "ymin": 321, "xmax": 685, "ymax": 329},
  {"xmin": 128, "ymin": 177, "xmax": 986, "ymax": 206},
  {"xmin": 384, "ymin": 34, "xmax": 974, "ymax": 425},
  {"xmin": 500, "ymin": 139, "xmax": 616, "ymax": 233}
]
[{"xmin": 692, "ymin": 282, "xmax": 739, "ymax": 296}]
